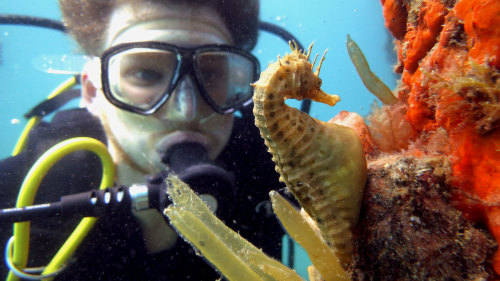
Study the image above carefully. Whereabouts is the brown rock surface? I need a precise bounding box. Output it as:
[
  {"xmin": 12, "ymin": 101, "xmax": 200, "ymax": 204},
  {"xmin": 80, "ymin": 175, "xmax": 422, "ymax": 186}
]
[{"xmin": 352, "ymin": 155, "xmax": 497, "ymax": 280}]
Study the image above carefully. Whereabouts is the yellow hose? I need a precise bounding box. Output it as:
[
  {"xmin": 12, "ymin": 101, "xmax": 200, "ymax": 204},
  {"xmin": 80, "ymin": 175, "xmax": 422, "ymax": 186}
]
[
  {"xmin": 11, "ymin": 76, "xmax": 78, "ymax": 156},
  {"xmin": 7, "ymin": 137, "xmax": 115, "ymax": 281}
]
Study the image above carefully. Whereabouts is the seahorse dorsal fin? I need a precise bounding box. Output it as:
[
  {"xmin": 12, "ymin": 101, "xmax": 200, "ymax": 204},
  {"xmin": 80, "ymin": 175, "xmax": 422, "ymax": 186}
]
[
  {"xmin": 314, "ymin": 49, "xmax": 328, "ymax": 76},
  {"xmin": 306, "ymin": 42, "xmax": 314, "ymax": 60},
  {"xmin": 311, "ymin": 53, "xmax": 319, "ymax": 71}
]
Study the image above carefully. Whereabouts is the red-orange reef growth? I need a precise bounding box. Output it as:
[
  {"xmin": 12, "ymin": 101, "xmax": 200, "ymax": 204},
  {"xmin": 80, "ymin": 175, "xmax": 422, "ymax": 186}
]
[{"xmin": 379, "ymin": 0, "xmax": 500, "ymax": 274}]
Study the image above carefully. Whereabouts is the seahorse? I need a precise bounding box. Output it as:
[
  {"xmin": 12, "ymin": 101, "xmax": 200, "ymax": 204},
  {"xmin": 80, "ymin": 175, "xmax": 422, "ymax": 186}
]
[{"xmin": 252, "ymin": 42, "xmax": 367, "ymax": 269}]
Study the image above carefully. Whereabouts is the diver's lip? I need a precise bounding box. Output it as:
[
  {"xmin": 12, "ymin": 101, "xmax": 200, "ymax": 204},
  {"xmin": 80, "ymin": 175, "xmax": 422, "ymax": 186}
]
[{"xmin": 156, "ymin": 131, "xmax": 209, "ymax": 156}]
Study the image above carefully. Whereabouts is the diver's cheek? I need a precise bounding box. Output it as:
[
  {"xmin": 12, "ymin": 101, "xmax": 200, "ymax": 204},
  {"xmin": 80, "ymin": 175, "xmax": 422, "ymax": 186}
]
[
  {"xmin": 111, "ymin": 109, "xmax": 167, "ymax": 172},
  {"xmin": 205, "ymin": 114, "xmax": 234, "ymax": 159}
]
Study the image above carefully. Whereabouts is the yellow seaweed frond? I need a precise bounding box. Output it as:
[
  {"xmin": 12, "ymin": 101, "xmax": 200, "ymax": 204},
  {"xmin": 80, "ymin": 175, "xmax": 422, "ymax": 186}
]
[
  {"xmin": 269, "ymin": 191, "xmax": 350, "ymax": 281},
  {"xmin": 243, "ymin": 250, "xmax": 304, "ymax": 281},
  {"xmin": 164, "ymin": 175, "xmax": 304, "ymax": 281},
  {"xmin": 346, "ymin": 34, "xmax": 398, "ymax": 105},
  {"xmin": 167, "ymin": 206, "xmax": 264, "ymax": 281}
]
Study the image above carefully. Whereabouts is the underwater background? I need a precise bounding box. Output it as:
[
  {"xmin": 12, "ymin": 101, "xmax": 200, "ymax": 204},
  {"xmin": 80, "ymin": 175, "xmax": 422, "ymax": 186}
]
[{"xmin": 0, "ymin": 1, "xmax": 396, "ymax": 278}]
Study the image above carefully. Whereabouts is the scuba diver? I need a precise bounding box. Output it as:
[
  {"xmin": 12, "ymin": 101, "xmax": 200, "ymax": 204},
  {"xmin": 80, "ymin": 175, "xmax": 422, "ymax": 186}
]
[{"xmin": 0, "ymin": 0, "xmax": 306, "ymax": 280}]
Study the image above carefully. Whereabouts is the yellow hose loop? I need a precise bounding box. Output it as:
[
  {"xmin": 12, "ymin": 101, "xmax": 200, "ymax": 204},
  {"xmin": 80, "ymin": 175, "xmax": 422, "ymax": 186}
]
[
  {"xmin": 11, "ymin": 117, "xmax": 40, "ymax": 157},
  {"xmin": 7, "ymin": 137, "xmax": 115, "ymax": 281},
  {"xmin": 12, "ymin": 76, "xmax": 78, "ymax": 156}
]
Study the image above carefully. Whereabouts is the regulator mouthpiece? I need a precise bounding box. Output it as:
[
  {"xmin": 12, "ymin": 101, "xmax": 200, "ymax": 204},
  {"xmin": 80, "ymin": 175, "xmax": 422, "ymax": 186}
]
[{"xmin": 159, "ymin": 142, "xmax": 236, "ymax": 219}]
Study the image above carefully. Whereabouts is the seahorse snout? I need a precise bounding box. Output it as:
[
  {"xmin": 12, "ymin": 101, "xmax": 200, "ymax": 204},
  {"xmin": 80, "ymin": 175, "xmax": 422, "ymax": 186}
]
[
  {"xmin": 287, "ymin": 72, "xmax": 340, "ymax": 106},
  {"xmin": 303, "ymin": 87, "xmax": 340, "ymax": 106}
]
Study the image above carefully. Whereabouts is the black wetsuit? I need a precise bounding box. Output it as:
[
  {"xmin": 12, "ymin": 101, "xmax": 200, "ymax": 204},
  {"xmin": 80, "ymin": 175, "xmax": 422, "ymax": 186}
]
[{"xmin": 0, "ymin": 108, "xmax": 285, "ymax": 281}]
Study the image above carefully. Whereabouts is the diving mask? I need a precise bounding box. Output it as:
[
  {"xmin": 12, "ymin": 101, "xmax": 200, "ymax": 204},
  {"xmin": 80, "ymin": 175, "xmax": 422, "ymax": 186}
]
[{"xmin": 99, "ymin": 42, "xmax": 259, "ymax": 115}]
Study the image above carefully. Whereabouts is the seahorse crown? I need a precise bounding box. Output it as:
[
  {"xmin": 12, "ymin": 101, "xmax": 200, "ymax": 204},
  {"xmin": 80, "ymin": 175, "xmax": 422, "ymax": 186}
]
[
  {"xmin": 272, "ymin": 42, "xmax": 323, "ymax": 101},
  {"xmin": 262, "ymin": 41, "xmax": 339, "ymax": 107}
]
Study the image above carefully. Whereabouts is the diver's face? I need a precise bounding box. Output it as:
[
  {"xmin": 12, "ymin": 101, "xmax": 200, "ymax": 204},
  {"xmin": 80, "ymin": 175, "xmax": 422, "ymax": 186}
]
[{"xmin": 91, "ymin": 3, "xmax": 234, "ymax": 179}]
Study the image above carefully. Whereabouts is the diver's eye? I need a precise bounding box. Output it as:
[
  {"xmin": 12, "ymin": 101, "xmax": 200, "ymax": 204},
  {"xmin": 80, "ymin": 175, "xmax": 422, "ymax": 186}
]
[{"xmin": 132, "ymin": 69, "xmax": 164, "ymax": 84}]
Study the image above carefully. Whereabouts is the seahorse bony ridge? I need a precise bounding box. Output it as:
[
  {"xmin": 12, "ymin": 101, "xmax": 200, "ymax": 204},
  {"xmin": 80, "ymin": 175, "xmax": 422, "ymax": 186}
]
[{"xmin": 252, "ymin": 42, "xmax": 367, "ymax": 269}]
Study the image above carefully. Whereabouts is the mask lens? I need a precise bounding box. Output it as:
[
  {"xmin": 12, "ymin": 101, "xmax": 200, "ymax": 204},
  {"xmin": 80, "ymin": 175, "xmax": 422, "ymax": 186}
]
[
  {"xmin": 106, "ymin": 48, "xmax": 177, "ymax": 110},
  {"xmin": 196, "ymin": 51, "xmax": 256, "ymax": 111}
]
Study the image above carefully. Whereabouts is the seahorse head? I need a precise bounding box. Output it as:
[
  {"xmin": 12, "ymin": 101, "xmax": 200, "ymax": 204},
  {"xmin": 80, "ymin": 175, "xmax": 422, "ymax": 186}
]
[{"xmin": 276, "ymin": 42, "xmax": 340, "ymax": 106}]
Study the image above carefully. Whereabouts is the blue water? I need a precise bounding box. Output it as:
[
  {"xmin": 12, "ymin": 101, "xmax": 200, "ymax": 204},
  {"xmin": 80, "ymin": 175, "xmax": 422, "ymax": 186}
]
[
  {"xmin": 0, "ymin": 1, "xmax": 76, "ymax": 158},
  {"xmin": 0, "ymin": 1, "xmax": 396, "ymax": 278},
  {"xmin": 0, "ymin": 0, "xmax": 397, "ymax": 159}
]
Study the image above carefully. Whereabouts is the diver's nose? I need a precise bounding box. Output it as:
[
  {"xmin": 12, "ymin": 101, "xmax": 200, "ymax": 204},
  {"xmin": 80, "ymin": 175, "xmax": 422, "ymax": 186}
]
[{"xmin": 162, "ymin": 76, "xmax": 198, "ymax": 121}]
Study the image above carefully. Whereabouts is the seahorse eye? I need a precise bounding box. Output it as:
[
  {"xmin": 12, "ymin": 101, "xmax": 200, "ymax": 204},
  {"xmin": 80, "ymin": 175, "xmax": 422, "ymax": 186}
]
[{"xmin": 317, "ymin": 80, "xmax": 322, "ymax": 87}]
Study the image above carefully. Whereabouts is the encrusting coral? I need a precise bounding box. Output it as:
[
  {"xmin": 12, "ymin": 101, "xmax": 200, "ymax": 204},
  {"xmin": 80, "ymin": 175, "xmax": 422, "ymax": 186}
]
[{"xmin": 377, "ymin": 0, "xmax": 500, "ymax": 275}]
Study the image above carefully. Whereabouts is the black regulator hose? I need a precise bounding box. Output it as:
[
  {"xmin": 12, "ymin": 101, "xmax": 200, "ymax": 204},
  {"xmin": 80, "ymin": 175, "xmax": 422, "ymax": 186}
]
[
  {"xmin": 0, "ymin": 14, "xmax": 65, "ymax": 32},
  {"xmin": 0, "ymin": 186, "xmax": 134, "ymax": 223},
  {"xmin": 0, "ymin": 142, "xmax": 236, "ymax": 223}
]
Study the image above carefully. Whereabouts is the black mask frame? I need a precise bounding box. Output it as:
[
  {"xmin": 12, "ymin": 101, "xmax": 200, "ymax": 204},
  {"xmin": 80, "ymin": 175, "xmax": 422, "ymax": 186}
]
[{"xmin": 100, "ymin": 42, "xmax": 260, "ymax": 115}]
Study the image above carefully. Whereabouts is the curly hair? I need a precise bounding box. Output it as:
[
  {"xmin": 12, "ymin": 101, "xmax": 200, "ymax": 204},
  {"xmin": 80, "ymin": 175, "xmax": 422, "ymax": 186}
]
[{"xmin": 59, "ymin": 0, "xmax": 259, "ymax": 56}]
